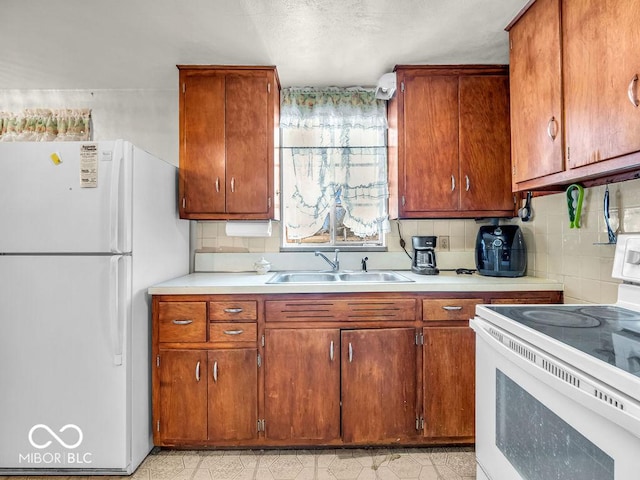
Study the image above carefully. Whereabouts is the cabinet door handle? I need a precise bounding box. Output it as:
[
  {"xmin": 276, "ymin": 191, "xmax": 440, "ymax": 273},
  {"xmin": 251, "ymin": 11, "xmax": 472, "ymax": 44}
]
[
  {"xmin": 172, "ymin": 319, "xmax": 193, "ymax": 325},
  {"xmin": 330, "ymin": 340, "xmax": 334, "ymax": 361},
  {"xmin": 628, "ymin": 74, "xmax": 639, "ymax": 107},
  {"xmin": 547, "ymin": 116, "xmax": 558, "ymax": 140},
  {"xmin": 465, "ymin": 175, "xmax": 470, "ymax": 192},
  {"xmin": 215, "ymin": 177, "xmax": 220, "ymax": 193},
  {"xmin": 223, "ymin": 329, "xmax": 244, "ymax": 335},
  {"xmin": 451, "ymin": 175, "xmax": 455, "ymax": 192},
  {"xmin": 213, "ymin": 361, "xmax": 218, "ymax": 383},
  {"xmin": 224, "ymin": 307, "xmax": 243, "ymax": 314},
  {"xmin": 348, "ymin": 342, "xmax": 353, "ymax": 363},
  {"xmin": 231, "ymin": 177, "xmax": 236, "ymax": 193},
  {"xmin": 442, "ymin": 305, "xmax": 463, "ymax": 311},
  {"xmin": 195, "ymin": 361, "xmax": 201, "ymax": 382}
]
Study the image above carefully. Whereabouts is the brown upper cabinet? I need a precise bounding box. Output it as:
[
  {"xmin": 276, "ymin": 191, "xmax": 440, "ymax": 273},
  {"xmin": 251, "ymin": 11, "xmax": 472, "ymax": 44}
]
[
  {"xmin": 563, "ymin": 0, "xmax": 640, "ymax": 169},
  {"xmin": 390, "ymin": 65, "xmax": 513, "ymax": 218},
  {"xmin": 178, "ymin": 66, "xmax": 280, "ymax": 220},
  {"xmin": 508, "ymin": 0, "xmax": 564, "ymax": 187},
  {"xmin": 508, "ymin": 0, "xmax": 640, "ymax": 191}
]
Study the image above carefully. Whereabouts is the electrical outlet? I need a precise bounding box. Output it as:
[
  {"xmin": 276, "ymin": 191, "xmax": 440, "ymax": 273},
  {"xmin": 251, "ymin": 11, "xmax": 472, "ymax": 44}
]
[{"xmin": 440, "ymin": 236, "xmax": 450, "ymax": 251}]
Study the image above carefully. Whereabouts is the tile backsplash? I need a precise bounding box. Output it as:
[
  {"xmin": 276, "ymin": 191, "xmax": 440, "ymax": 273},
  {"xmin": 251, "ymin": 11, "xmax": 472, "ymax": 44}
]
[
  {"xmin": 195, "ymin": 217, "xmax": 483, "ymax": 255},
  {"xmin": 519, "ymin": 178, "xmax": 640, "ymax": 304},
  {"xmin": 194, "ymin": 177, "xmax": 640, "ymax": 305}
]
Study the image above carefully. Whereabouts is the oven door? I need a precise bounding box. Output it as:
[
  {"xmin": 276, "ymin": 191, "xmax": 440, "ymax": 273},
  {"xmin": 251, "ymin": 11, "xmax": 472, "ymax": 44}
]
[{"xmin": 472, "ymin": 317, "xmax": 640, "ymax": 480}]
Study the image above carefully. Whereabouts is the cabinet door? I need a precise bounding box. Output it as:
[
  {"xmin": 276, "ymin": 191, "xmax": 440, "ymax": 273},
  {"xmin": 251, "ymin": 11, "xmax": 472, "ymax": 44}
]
[
  {"xmin": 401, "ymin": 74, "xmax": 459, "ymax": 214},
  {"xmin": 156, "ymin": 350, "xmax": 208, "ymax": 443},
  {"xmin": 341, "ymin": 328, "xmax": 418, "ymax": 443},
  {"xmin": 208, "ymin": 349, "xmax": 258, "ymax": 441},
  {"xmin": 563, "ymin": 0, "xmax": 640, "ymax": 168},
  {"xmin": 180, "ymin": 71, "xmax": 226, "ymax": 215},
  {"xmin": 225, "ymin": 73, "xmax": 270, "ymax": 214},
  {"xmin": 509, "ymin": 0, "xmax": 564, "ymax": 184},
  {"xmin": 459, "ymin": 75, "xmax": 512, "ymax": 211},
  {"xmin": 264, "ymin": 329, "xmax": 341, "ymax": 442},
  {"xmin": 423, "ymin": 326, "xmax": 475, "ymax": 440}
]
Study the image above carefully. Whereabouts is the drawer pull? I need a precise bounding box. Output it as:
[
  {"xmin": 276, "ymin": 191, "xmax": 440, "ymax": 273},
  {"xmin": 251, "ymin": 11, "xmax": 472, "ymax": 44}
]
[
  {"xmin": 330, "ymin": 340, "xmax": 334, "ymax": 361},
  {"xmin": 442, "ymin": 305, "xmax": 463, "ymax": 311},
  {"xmin": 223, "ymin": 308, "xmax": 244, "ymax": 314},
  {"xmin": 628, "ymin": 74, "xmax": 639, "ymax": 107},
  {"xmin": 223, "ymin": 329, "xmax": 244, "ymax": 335},
  {"xmin": 172, "ymin": 319, "xmax": 193, "ymax": 325},
  {"xmin": 547, "ymin": 116, "xmax": 558, "ymax": 140},
  {"xmin": 348, "ymin": 342, "xmax": 353, "ymax": 363},
  {"xmin": 195, "ymin": 361, "xmax": 201, "ymax": 382},
  {"xmin": 213, "ymin": 361, "xmax": 218, "ymax": 383}
]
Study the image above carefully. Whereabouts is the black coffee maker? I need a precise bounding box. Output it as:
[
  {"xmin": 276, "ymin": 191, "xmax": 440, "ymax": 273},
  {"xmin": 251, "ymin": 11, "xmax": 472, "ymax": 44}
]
[{"xmin": 411, "ymin": 236, "xmax": 439, "ymax": 275}]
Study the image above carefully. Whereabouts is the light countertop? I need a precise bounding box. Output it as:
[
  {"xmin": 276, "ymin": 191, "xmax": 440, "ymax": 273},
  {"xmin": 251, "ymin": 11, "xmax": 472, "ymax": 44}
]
[{"xmin": 148, "ymin": 271, "xmax": 563, "ymax": 295}]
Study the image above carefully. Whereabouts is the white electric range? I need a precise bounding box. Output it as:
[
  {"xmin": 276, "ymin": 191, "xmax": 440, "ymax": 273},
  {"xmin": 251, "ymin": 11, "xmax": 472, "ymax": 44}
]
[{"xmin": 472, "ymin": 233, "xmax": 640, "ymax": 480}]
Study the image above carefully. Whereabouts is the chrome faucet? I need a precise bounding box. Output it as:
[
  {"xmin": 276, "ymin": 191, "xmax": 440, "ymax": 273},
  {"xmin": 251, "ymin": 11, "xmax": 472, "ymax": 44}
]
[{"xmin": 315, "ymin": 249, "xmax": 340, "ymax": 271}]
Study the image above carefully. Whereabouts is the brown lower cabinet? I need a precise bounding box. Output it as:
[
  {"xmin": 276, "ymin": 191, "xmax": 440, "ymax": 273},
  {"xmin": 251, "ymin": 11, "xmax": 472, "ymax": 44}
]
[
  {"xmin": 152, "ymin": 290, "xmax": 562, "ymax": 447},
  {"xmin": 422, "ymin": 327, "xmax": 475, "ymax": 440},
  {"xmin": 207, "ymin": 349, "xmax": 258, "ymax": 441},
  {"xmin": 264, "ymin": 328, "xmax": 418, "ymax": 444},
  {"xmin": 155, "ymin": 348, "xmax": 258, "ymax": 445},
  {"xmin": 157, "ymin": 349, "xmax": 208, "ymax": 443},
  {"xmin": 264, "ymin": 329, "xmax": 341, "ymax": 442},
  {"xmin": 341, "ymin": 328, "xmax": 418, "ymax": 443}
]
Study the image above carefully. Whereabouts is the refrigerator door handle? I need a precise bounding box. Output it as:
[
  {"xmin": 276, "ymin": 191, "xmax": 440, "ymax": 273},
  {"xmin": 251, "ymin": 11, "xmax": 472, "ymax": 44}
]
[
  {"xmin": 109, "ymin": 255, "xmax": 125, "ymax": 366},
  {"xmin": 109, "ymin": 140, "xmax": 123, "ymax": 253}
]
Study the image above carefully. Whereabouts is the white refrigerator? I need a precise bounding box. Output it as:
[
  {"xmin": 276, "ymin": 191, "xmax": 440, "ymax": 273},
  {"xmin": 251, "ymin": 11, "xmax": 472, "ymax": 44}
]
[{"xmin": 0, "ymin": 140, "xmax": 189, "ymax": 474}]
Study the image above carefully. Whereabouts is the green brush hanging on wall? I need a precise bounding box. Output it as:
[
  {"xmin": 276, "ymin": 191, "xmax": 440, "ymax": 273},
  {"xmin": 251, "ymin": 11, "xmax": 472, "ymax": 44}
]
[{"xmin": 566, "ymin": 184, "xmax": 584, "ymax": 228}]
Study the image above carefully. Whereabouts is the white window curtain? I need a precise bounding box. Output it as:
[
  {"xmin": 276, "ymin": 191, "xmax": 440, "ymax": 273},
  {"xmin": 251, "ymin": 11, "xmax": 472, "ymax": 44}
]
[
  {"xmin": 281, "ymin": 87, "xmax": 389, "ymax": 239},
  {"xmin": 0, "ymin": 109, "xmax": 92, "ymax": 142}
]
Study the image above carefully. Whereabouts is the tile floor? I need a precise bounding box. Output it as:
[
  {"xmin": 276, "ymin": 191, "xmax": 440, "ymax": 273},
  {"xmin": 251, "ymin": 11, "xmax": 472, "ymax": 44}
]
[{"xmin": 1, "ymin": 447, "xmax": 476, "ymax": 480}]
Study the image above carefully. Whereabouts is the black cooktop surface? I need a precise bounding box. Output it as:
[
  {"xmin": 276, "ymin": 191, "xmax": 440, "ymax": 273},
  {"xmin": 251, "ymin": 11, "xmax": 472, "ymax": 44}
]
[{"xmin": 486, "ymin": 305, "xmax": 640, "ymax": 377}]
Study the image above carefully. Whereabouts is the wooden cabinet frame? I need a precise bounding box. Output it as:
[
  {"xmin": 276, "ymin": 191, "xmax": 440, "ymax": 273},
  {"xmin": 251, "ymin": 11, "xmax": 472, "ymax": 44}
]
[
  {"xmin": 178, "ymin": 65, "xmax": 280, "ymax": 220},
  {"xmin": 152, "ymin": 289, "xmax": 563, "ymax": 448},
  {"xmin": 390, "ymin": 65, "xmax": 514, "ymax": 218},
  {"xmin": 508, "ymin": 0, "xmax": 640, "ymax": 191}
]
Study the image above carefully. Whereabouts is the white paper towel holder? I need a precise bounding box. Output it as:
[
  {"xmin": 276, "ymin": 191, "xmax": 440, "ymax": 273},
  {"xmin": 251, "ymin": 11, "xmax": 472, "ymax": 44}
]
[{"xmin": 225, "ymin": 220, "xmax": 273, "ymax": 237}]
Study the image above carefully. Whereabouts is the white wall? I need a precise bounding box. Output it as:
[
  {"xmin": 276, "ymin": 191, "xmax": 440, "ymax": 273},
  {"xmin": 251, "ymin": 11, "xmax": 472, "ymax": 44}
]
[{"xmin": 0, "ymin": 89, "xmax": 178, "ymax": 164}]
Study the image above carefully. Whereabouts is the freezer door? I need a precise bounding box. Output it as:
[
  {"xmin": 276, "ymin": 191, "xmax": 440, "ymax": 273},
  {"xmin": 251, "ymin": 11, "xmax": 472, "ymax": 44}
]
[
  {"xmin": 0, "ymin": 255, "xmax": 138, "ymax": 473},
  {"xmin": 0, "ymin": 141, "xmax": 132, "ymax": 253}
]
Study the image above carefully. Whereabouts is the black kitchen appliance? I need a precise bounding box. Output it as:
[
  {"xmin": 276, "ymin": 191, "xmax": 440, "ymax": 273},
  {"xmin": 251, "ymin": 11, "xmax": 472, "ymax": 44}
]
[
  {"xmin": 411, "ymin": 236, "xmax": 439, "ymax": 275},
  {"xmin": 475, "ymin": 225, "xmax": 526, "ymax": 277}
]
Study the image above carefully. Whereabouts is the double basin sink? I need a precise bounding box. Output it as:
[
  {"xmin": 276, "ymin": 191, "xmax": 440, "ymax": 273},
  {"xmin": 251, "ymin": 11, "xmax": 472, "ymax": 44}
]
[{"xmin": 267, "ymin": 271, "xmax": 413, "ymax": 284}]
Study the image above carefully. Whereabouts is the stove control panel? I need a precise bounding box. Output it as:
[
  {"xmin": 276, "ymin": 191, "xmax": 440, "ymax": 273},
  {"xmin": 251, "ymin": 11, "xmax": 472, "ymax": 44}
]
[{"xmin": 612, "ymin": 234, "xmax": 640, "ymax": 283}]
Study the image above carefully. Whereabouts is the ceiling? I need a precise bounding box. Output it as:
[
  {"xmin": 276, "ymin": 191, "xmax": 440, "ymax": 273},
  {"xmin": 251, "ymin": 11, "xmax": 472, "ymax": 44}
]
[{"xmin": 0, "ymin": 0, "xmax": 527, "ymax": 91}]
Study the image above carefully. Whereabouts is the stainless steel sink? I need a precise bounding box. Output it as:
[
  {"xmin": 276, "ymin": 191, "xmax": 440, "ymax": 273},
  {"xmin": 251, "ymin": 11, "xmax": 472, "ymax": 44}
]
[{"xmin": 267, "ymin": 271, "xmax": 413, "ymax": 284}]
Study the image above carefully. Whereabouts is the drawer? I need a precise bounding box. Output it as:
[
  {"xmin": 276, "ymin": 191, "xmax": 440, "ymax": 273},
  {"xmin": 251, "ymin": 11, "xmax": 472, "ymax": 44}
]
[
  {"xmin": 209, "ymin": 323, "xmax": 257, "ymax": 344},
  {"xmin": 209, "ymin": 301, "xmax": 257, "ymax": 321},
  {"xmin": 158, "ymin": 302, "xmax": 207, "ymax": 342},
  {"xmin": 423, "ymin": 298, "xmax": 482, "ymax": 321}
]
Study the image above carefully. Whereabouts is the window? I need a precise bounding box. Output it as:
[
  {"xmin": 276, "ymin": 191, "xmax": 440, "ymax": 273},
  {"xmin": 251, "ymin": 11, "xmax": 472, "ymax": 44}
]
[{"xmin": 280, "ymin": 87, "xmax": 390, "ymax": 250}]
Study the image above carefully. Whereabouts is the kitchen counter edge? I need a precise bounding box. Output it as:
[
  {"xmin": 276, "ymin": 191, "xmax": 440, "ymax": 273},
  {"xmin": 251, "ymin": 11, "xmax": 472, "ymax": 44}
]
[{"xmin": 148, "ymin": 271, "xmax": 563, "ymax": 295}]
